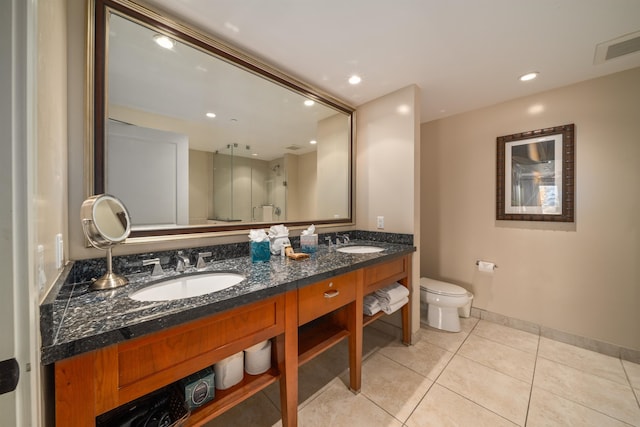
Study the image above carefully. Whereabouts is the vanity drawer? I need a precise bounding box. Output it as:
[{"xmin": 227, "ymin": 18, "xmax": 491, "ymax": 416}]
[
  {"xmin": 115, "ymin": 295, "xmax": 284, "ymax": 394},
  {"xmin": 298, "ymin": 272, "xmax": 357, "ymax": 326},
  {"xmin": 363, "ymin": 256, "xmax": 408, "ymax": 294}
]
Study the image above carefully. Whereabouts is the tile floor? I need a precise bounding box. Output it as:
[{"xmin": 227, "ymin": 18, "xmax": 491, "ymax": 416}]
[{"xmin": 205, "ymin": 317, "xmax": 640, "ymax": 426}]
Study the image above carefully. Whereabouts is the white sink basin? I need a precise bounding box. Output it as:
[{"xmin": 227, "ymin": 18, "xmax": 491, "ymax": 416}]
[
  {"xmin": 130, "ymin": 272, "xmax": 245, "ymax": 302},
  {"xmin": 337, "ymin": 245, "xmax": 384, "ymax": 254}
]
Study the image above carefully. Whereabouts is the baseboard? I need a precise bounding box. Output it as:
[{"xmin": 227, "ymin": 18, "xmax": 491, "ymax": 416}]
[
  {"xmin": 470, "ymin": 307, "xmax": 640, "ymax": 364},
  {"xmin": 378, "ymin": 303, "xmax": 640, "ymax": 364}
]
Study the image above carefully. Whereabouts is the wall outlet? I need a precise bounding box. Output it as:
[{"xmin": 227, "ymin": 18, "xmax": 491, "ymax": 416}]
[{"xmin": 376, "ymin": 216, "xmax": 384, "ymax": 229}]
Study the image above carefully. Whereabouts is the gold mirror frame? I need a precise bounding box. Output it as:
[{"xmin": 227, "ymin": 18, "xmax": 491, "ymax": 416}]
[{"xmin": 87, "ymin": 0, "xmax": 355, "ymax": 238}]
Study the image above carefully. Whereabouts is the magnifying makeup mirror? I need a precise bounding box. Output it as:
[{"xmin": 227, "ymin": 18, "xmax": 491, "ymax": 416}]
[{"xmin": 81, "ymin": 194, "xmax": 131, "ymax": 290}]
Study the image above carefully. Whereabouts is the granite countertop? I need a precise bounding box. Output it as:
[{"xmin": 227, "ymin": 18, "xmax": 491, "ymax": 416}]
[{"xmin": 40, "ymin": 239, "xmax": 415, "ymax": 365}]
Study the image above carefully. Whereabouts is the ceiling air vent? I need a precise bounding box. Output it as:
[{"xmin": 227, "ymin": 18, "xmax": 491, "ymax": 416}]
[
  {"xmin": 285, "ymin": 145, "xmax": 302, "ymax": 151},
  {"xmin": 594, "ymin": 30, "xmax": 640, "ymax": 64}
]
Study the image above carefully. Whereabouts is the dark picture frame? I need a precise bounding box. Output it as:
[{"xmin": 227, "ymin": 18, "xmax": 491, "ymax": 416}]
[{"xmin": 497, "ymin": 124, "xmax": 575, "ymax": 222}]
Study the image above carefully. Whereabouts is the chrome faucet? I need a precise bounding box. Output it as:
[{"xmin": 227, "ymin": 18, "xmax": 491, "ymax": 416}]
[
  {"xmin": 331, "ymin": 234, "xmax": 350, "ymax": 246},
  {"xmin": 325, "ymin": 236, "xmax": 334, "ymax": 249},
  {"xmin": 142, "ymin": 258, "xmax": 164, "ymax": 277},
  {"xmin": 175, "ymin": 251, "xmax": 191, "ymax": 273},
  {"xmin": 196, "ymin": 252, "xmax": 212, "ymax": 269}
]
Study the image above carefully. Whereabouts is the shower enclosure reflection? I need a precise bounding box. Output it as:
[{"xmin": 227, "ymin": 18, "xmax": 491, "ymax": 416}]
[{"xmin": 208, "ymin": 144, "xmax": 286, "ymax": 224}]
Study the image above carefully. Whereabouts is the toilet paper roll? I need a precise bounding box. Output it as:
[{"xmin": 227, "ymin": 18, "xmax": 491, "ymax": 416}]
[{"xmin": 478, "ymin": 261, "xmax": 495, "ymax": 273}]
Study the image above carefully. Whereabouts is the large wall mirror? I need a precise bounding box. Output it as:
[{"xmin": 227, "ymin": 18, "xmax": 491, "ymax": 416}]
[{"xmin": 90, "ymin": 0, "xmax": 354, "ymax": 238}]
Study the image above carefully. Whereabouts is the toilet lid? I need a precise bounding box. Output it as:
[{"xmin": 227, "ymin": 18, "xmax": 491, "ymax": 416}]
[{"xmin": 420, "ymin": 278, "xmax": 468, "ymax": 296}]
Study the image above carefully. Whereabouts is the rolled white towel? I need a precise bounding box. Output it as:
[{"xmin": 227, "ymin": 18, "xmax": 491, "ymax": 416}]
[
  {"xmin": 382, "ymin": 296, "xmax": 409, "ymax": 315},
  {"xmin": 374, "ymin": 282, "xmax": 409, "ymax": 305}
]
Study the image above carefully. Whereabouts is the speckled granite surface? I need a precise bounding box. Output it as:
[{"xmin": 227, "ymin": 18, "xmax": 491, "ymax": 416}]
[{"xmin": 41, "ymin": 236, "xmax": 414, "ymax": 365}]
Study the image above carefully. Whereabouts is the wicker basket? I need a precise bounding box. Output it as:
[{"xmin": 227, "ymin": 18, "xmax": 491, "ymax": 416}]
[
  {"xmin": 167, "ymin": 385, "xmax": 190, "ymax": 426},
  {"xmin": 96, "ymin": 385, "xmax": 190, "ymax": 426}
]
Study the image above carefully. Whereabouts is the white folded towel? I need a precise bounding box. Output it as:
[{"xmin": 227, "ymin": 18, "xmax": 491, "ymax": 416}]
[
  {"xmin": 382, "ymin": 296, "xmax": 409, "ymax": 315},
  {"xmin": 374, "ymin": 282, "xmax": 409, "ymax": 305},
  {"xmin": 363, "ymin": 294, "xmax": 381, "ymax": 316}
]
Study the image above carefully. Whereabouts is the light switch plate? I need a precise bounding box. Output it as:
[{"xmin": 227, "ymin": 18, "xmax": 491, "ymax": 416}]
[
  {"xmin": 55, "ymin": 233, "xmax": 63, "ymax": 269},
  {"xmin": 37, "ymin": 244, "xmax": 46, "ymax": 291}
]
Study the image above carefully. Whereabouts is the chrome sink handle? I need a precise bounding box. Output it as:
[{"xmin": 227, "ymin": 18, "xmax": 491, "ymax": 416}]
[
  {"xmin": 142, "ymin": 258, "xmax": 164, "ymax": 277},
  {"xmin": 196, "ymin": 252, "xmax": 212, "ymax": 269},
  {"xmin": 325, "ymin": 236, "xmax": 334, "ymax": 249}
]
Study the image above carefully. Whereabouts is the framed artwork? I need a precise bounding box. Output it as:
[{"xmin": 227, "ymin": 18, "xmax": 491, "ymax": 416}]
[{"xmin": 496, "ymin": 124, "xmax": 575, "ymax": 222}]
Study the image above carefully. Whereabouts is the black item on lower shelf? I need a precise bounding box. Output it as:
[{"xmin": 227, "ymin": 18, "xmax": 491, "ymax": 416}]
[{"xmin": 96, "ymin": 386, "xmax": 189, "ymax": 427}]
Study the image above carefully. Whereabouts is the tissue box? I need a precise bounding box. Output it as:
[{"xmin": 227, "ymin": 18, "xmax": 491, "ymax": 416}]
[
  {"xmin": 178, "ymin": 367, "xmax": 215, "ymax": 410},
  {"xmin": 300, "ymin": 234, "xmax": 318, "ymax": 253},
  {"xmin": 250, "ymin": 241, "xmax": 271, "ymax": 262}
]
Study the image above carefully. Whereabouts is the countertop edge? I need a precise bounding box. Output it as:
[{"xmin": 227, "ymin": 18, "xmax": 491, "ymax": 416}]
[{"xmin": 41, "ymin": 242, "xmax": 416, "ymax": 365}]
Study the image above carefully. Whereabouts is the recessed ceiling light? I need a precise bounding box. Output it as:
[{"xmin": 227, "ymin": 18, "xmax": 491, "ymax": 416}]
[
  {"xmin": 153, "ymin": 34, "xmax": 175, "ymax": 49},
  {"xmin": 519, "ymin": 72, "xmax": 539, "ymax": 82},
  {"xmin": 205, "ymin": 112, "xmax": 216, "ymax": 118},
  {"xmin": 304, "ymin": 100, "xmax": 315, "ymax": 107},
  {"xmin": 309, "ymin": 140, "xmax": 317, "ymax": 145},
  {"xmin": 348, "ymin": 75, "xmax": 362, "ymax": 85}
]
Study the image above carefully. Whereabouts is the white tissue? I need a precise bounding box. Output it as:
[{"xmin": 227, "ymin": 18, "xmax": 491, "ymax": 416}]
[
  {"xmin": 268, "ymin": 224, "xmax": 289, "ymax": 238},
  {"xmin": 248, "ymin": 229, "xmax": 268, "ymax": 242},
  {"xmin": 478, "ymin": 261, "xmax": 495, "ymax": 273},
  {"xmin": 268, "ymin": 224, "xmax": 290, "ymax": 255},
  {"xmin": 301, "ymin": 224, "xmax": 315, "ymax": 236}
]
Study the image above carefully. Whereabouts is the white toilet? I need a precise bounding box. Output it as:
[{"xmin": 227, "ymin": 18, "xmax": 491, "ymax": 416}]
[{"xmin": 420, "ymin": 277, "xmax": 472, "ymax": 332}]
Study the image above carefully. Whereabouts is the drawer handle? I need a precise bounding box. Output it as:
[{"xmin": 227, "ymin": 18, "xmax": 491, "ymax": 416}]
[{"xmin": 324, "ymin": 290, "xmax": 340, "ymax": 298}]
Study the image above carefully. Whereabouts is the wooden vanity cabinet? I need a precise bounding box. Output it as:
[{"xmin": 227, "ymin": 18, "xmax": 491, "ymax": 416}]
[
  {"xmin": 53, "ymin": 253, "xmax": 412, "ymax": 426},
  {"xmin": 362, "ymin": 254, "xmax": 412, "ymax": 345},
  {"xmin": 295, "ymin": 254, "xmax": 413, "ymax": 393},
  {"xmin": 54, "ymin": 293, "xmax": 299, "ymax": 427}
]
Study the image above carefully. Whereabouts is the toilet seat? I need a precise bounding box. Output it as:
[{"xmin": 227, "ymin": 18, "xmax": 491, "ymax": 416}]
[{"xmin": 420, "ymin": 278, "xmax": 467, "ymax": 297}]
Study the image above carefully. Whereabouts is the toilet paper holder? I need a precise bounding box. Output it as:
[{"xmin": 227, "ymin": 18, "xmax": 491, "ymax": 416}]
[{"xmin": 475, "ymin": 260, "xmax": 498, "ymax": 269}]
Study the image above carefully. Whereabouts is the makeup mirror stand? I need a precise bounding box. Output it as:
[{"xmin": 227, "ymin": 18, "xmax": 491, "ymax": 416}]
[
  {"xmin": 94, "ymin": 246, "xmax": 128, "ymax": 290},
  {"xmin": 80, "ymin": 194, "xmax": 132, "ymax": 290}
]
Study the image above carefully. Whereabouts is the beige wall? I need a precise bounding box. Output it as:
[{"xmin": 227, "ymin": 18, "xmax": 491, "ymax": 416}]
[
  {"xmin": 189, "ymin": 149, "xmax": 213, "ymax": 224},
  {"xmin": 297, "ymin": 152, "xmax": 317, "ymax": 219},
  {"xmin": 421, "ymin": 67, "xmax": 640, "ymax": 351},
  {"xmin": 356, "ymin": 86, "xmax": 420, "ymax": 234},
  {"xmin": 37, "ymin": 0, "xmax": 68, "ymax": 299},
  {"xmin": 35, "ymin": 0, "xmax": 69, "ymax": 424},
  {"xmin": 317, "ymin": 113, "xmax": 350, "ymax": 219},
  {"xmin": 356, "ymin": 85, "xmax": 421, "ymax": 334}
]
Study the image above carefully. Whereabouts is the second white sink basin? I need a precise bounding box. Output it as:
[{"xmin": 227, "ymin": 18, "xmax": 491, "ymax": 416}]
[
  {"xmin": 130, "ymin": 272, "xmax": 245, "ymax": 302},
  {"xmin": 337, "ymin": 245, "xmax": 384, "ymax": 254}
]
